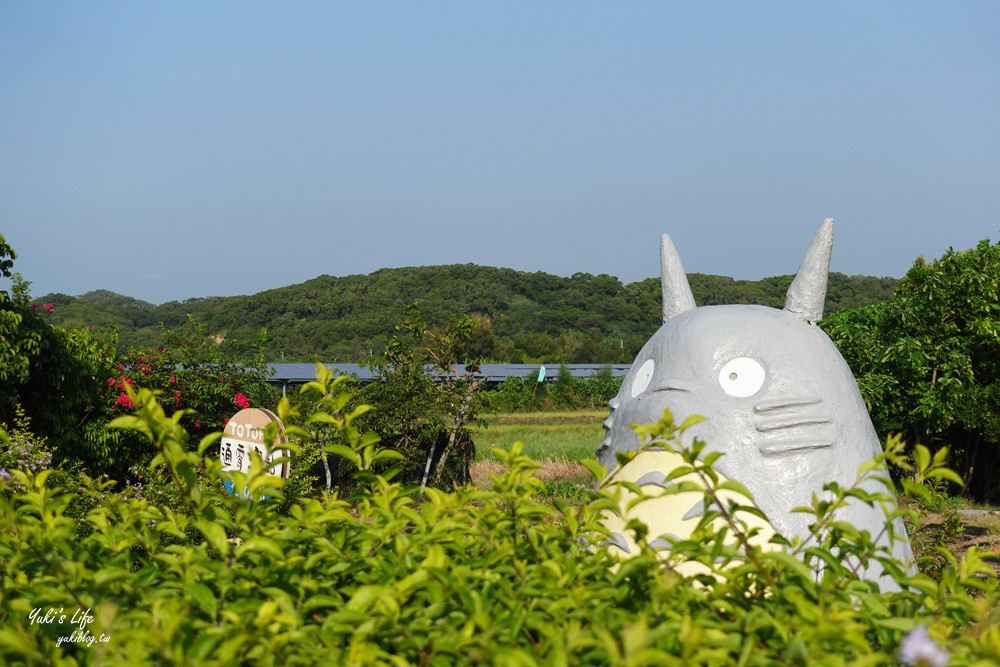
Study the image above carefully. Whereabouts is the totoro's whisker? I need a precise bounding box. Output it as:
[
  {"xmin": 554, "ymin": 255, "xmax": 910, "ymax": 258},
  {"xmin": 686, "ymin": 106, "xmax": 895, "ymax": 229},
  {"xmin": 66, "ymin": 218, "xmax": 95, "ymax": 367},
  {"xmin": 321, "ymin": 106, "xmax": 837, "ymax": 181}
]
[
  {"xmin": 754, "ymin": 396, "xmax": 823, "ymax": 412},
  {"xmin": 755, "ymin": 415, "xmax": 832, "ymax": 432},
  {"xmin": 759, "ymin": 440, "xmax": 833, "ymax": 456}
]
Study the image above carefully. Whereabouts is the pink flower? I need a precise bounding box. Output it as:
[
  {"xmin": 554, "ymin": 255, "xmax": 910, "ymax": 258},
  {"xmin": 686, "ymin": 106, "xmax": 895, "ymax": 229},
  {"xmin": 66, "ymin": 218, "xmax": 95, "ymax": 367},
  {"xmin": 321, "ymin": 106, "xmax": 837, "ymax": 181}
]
[
  {"xmin": 233, "ymin": 392, "xmax": 250, "ymax": 409},
  {"xmin": 31, "ymin": 304, "xmax": 38, "ymax": 311},
  {"xmin": 43, "ymin": 303, "xmax": 54, "ymax": 312},
  {"xmin": 169, "ymin": 374, "xmax": 176, "ymax": 384},
  {"xmin": 115, "ymin": 392, "xmax": 134, "ymax": 410}
]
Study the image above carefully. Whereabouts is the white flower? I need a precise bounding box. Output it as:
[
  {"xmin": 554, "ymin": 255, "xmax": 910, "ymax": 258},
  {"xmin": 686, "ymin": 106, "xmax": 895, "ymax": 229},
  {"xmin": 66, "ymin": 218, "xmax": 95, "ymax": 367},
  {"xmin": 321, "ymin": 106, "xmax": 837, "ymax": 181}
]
[{"xmin": 899, "ymin": 625, "xmax": 949, "ymax": 667}]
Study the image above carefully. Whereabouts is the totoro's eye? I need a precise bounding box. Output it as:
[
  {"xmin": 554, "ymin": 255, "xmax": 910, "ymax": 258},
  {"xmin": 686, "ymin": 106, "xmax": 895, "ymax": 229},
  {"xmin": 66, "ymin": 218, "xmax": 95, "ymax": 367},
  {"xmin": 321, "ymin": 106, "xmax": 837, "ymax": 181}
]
[
  {"xmin": 718, "ymin": 357, "xmax": 765, "ymax": 397},
  {"xmin": 630, "ymin": 359, "xmax": 655, "ymax": 397}
]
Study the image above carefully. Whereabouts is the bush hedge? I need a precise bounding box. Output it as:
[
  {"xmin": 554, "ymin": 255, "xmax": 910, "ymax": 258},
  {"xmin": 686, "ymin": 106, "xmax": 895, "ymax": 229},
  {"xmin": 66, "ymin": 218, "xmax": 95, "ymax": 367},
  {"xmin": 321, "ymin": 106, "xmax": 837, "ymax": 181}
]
[
  {"xmin": 484, "ymin": 369, "xmax": 623, "ymax": 413},
  {"xmin": 0, "ymin": 379, "xmax": 998, "ymax": 666}
]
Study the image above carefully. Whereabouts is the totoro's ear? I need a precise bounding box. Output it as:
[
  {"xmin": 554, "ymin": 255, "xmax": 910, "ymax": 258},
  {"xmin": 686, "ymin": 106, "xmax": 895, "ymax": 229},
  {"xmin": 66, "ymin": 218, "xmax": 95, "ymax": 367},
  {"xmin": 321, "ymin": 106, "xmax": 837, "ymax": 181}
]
[
  {"xmin": 784, "ymin": 218, "xmax": 834, "ymax": 324},
  {"xmin": 661, "ymin": 233, "xmax": 696, "ymax": 323}
]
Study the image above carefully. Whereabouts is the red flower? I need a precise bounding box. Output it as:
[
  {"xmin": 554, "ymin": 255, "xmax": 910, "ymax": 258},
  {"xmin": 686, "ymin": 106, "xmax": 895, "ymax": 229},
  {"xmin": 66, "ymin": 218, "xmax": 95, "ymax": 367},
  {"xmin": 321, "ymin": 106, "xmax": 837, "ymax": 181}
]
[
  {"xmin": 233, "ymin": 392, "xmax": 250, "ymax": 409},
  {"xmin": 115, "ymin": 392, "xmax": 134, "ymax": 410},
  {"xmin": 169, "ymin": 374, "xmax": 176, "ymax": 384}
]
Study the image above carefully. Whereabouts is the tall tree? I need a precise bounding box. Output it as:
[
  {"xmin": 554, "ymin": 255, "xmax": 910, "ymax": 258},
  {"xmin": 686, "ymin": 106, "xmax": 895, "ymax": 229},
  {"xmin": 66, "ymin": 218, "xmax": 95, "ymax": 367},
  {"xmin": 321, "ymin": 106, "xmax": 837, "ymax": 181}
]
[{"xmin": 823, "ymin": 239, "xmax": 1000, "ymax": 499}]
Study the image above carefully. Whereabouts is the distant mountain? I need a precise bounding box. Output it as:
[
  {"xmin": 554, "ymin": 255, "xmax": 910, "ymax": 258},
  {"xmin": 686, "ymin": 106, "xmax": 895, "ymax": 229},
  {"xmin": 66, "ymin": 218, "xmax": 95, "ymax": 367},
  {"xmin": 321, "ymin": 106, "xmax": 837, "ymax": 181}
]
[{"xmin": 36, "ymin": 264, "xmax": 897, "ymax": 364}]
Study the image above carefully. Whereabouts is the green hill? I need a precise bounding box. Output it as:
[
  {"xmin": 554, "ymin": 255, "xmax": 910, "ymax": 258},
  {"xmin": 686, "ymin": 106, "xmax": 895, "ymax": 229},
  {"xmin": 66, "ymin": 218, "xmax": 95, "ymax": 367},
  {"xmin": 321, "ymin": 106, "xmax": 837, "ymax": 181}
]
[{"xmin": 37, "ymin": 264, "xmax": 897, "ymax": 364}]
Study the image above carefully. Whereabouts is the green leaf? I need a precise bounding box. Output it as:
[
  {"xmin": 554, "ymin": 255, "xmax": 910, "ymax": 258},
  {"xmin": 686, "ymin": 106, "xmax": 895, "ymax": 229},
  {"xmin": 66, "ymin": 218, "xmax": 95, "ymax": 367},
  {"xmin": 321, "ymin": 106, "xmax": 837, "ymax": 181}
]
[
  {"xmin": 371, "ymin": 449, "xmax": 405, "ymax": 464},
  {"xmin": 873, "ymin": 617, "xmax": 915, "ymax": 632},
  {"xmin": 927, "ymin": 467, "xmax": 965, "ymax": 486},
  {"xmin": 184, "ymin": 582, "xmax": 217, "ymax": 617},
  {"xmin": 194, "ymin": 520, "xmax": 230, "ymax": 556},
  {"xmin": 197, "ymin": 432, "xmax": 223, "ymax": 455},
  {"xmin": 302, "ymin": 595, "xmax": 344, "ymax": 612},
  {"xmin": 678, "ymin": 414, "xmax": 707, "ymax": 431},
  {"xmin": 93, "ymin": 567, "xmax": 131, "ymax": 587},
  {"xmin": 237, "ymin": 536, "xmax": 285, "ymax": 560},
  {"xmin": 716, "ymin": 479, "xmax": 755, "ymax": 501},
  {"xmin": 346, "ymin": 585, "xmax": 388, "ymax": 613},
  {"xmin": 188, "ymin": 633, "xmax": 225, "ymax": 660}
]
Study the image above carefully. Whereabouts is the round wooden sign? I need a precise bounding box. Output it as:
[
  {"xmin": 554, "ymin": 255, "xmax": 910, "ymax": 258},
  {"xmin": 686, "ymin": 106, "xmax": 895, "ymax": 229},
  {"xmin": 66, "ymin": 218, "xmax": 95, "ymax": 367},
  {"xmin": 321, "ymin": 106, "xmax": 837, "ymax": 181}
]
[{"xmin": 219, "ymin": 407, "xmax": 289, "ymax": 495}]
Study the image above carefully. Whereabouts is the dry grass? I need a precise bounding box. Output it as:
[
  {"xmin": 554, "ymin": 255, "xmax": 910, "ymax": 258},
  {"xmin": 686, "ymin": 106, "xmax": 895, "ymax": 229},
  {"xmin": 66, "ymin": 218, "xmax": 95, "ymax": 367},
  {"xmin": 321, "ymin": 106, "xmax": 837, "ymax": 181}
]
[
  {"xmin": 470, "ymin": 457, "xmax": 592, "ymax": 486},
  {"xmin": 487, "ymin": 410, "xmax": 608, "ymax": 425}
]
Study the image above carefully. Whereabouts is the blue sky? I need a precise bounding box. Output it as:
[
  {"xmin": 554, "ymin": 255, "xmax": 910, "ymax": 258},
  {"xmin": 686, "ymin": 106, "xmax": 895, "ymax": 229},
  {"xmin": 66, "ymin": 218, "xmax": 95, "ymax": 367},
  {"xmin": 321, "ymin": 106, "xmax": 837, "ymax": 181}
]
[{"xmin": 2, "ymin": 2, "xmax": 998, "ymax": 305}]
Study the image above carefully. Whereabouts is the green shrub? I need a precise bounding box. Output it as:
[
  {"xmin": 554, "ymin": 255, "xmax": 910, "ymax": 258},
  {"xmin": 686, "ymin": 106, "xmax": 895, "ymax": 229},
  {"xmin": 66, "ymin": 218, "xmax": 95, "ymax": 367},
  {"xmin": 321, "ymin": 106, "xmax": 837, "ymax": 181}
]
[
  {"xmin": 356, "ymin": 307, "xmax": 484, "ymax": 490},
  {"xmin": 0, "ymin": 377, "xmax": 997, "ymax": 666},
  {"xmin": 485, "ymin": 371, "xmax": 623, "ymax": 412}
]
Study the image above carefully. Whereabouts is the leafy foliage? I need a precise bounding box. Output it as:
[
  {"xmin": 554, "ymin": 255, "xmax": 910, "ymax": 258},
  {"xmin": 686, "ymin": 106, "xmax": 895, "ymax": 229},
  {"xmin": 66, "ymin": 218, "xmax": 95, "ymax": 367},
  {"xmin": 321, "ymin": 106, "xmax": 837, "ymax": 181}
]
[
  {"xmin": 485, "ymin": 369, "xmax": 623, "ymax": 412},
  {"xmin": 0, "ymin": 377, "xmax": 997, "ymax": 665},
  {"xmin": 104, "ymin": 316, "xmax": 279, "ymax": 479},
  {"xmin": 0, "ymin": 235, "xmax": 41, "ymax": 386},
  {"xmin": 1, "ymin": 230, "xmax": 278, "ymax": 480},
  {"xmin": 0, "ymin": 236, "xmax": 123, "ymax": 472},
  {"xmin": 823, "ymin": 239, "xmax": 1000, "ymax": 501}
]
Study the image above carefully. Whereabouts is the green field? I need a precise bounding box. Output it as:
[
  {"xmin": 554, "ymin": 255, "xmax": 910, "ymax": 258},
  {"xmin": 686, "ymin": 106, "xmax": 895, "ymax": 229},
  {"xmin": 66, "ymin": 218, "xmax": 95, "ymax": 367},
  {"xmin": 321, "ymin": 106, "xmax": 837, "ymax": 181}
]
[{"xmin": 471, "ymin": 410, "xmax": 607, "ymax": 462}]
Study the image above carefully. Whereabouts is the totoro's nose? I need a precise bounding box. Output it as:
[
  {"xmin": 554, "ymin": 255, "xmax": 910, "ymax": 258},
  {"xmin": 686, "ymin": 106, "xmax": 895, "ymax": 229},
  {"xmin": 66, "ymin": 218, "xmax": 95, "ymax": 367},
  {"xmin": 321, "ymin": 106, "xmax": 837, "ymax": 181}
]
[{"xmin": 603, "ymin": 399, "xmax": 618, "ymax": 431}]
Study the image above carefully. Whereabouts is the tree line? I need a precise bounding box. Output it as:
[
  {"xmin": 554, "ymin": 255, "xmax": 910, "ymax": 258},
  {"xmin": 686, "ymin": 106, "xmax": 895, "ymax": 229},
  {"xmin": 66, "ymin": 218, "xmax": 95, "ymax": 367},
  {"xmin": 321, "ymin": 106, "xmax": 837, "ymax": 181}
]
[{"xmin": 37, "ymin": 264, "xmax": 898, "ymax": 364}]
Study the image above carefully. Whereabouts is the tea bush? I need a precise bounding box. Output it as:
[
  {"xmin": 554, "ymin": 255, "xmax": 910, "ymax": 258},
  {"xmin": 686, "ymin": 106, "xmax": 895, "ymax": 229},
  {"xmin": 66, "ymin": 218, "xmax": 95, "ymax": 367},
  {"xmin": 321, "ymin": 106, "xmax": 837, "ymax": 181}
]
[{"xmin": 0, "ymin": 377, "xmax": 998, "ymax": 666}]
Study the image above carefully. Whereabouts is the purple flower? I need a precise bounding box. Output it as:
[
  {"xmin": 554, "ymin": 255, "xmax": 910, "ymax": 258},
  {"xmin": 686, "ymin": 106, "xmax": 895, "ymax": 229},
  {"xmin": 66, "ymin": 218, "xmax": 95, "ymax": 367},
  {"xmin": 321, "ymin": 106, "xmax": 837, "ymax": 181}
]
[
  {"xmin": 0, "ymin": 468, "xmax": 9, "ymax": 480},
  {"xmin": 899, "ymin": 625, "xmax": 949, "ymax": 667}
]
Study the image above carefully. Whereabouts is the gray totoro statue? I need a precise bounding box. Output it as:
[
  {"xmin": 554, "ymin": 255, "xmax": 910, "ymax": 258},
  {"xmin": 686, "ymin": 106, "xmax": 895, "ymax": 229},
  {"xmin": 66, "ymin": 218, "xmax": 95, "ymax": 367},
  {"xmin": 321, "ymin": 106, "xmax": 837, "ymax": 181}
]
[{"xmin": 597, "ymin": 219, "xmax": 913, "ymax": 586}]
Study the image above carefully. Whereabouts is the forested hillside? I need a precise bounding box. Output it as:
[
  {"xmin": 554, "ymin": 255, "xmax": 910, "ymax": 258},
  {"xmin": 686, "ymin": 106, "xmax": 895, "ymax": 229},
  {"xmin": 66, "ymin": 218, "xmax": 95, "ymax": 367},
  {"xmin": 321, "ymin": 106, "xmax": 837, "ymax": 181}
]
[{"xmin": 38, "ymin": 264, "xmax": 897, "ymax": 363}]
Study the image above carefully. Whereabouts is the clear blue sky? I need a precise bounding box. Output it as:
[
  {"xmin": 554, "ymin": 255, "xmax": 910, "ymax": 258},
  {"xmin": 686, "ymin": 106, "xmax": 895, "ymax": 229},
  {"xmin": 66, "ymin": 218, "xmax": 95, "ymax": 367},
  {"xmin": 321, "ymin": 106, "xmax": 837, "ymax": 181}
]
[{"xmin": 2, "ymin": 2, "xmax": 998, "ymax": 305}]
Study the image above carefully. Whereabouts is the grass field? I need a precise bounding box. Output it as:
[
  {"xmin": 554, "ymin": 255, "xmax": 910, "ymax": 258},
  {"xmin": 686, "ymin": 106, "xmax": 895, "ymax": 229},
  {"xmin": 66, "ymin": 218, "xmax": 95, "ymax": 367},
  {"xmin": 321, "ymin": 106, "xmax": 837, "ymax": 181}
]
[
  {"xmin": 471, "ymin": 410, "xmax": 606, "ymax": 462},
  {"xmin": 469, "ymin": 410, "xmax": 607, "ymax": 486}
]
